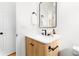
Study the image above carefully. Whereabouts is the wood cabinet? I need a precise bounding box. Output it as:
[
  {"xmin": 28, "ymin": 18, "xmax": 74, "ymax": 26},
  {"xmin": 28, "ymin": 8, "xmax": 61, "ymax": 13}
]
[{"xmin": 25, "ymin": 37, "xmax": 60, "ymax": 56}]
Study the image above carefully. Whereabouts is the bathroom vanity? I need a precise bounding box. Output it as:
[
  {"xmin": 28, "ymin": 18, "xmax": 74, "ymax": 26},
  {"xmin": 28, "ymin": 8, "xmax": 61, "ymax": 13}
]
[
  {"xmin": 25, "ymin": 2, "xmax": 58, "ymax": 56},
  {"xmin": 25, "ymin": 33, "xmax": 61, "ymax": 56}
]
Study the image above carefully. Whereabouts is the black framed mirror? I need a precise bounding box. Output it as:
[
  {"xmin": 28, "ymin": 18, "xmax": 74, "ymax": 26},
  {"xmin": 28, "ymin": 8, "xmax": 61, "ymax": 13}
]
[{"xmin": 39, "ymin": 2, "xmax": 57, "ymax": 28}]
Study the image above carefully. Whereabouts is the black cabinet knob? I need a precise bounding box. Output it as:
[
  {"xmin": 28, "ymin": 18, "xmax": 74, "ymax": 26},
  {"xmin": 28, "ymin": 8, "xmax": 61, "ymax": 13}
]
[
  {"xmin": 16, "ymin": 34, "xmax": 18, "ymax": 37},
  {"xmin": 30, "ymin": 43, "xmax": 34, "ymax": 46},
  {"xmin": 0, "ymin": 32, "xmax": 3, "ymax": 35}
]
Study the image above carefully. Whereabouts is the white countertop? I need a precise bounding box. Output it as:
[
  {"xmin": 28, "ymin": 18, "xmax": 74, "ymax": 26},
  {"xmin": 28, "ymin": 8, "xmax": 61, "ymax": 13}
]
[{"xmin": 24, "ymin": 32, "xmax": 60, "ymax": 44}]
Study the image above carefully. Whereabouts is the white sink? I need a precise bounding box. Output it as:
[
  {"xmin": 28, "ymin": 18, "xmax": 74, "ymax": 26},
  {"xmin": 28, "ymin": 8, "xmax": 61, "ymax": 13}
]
[{"xmin": 25, "ymin": 32, "xmax": 60, "ymax": 44}]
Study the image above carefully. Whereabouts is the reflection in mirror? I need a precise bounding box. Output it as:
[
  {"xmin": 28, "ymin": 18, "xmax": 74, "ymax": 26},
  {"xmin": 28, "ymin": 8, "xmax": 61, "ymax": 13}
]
[{"xmin": 39, "ymin": 2, "xmax": 57, "ymax": 28}]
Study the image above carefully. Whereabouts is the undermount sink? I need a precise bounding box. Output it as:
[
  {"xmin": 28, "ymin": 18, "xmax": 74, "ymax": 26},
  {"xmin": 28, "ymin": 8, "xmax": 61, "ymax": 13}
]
[
  {"xmin": 35, "ymin": 34, "xmax": 53, "ymax": 39},
  {"xmin": 37, "ymin": 32, "xmax": 58, "ymax": 38}
]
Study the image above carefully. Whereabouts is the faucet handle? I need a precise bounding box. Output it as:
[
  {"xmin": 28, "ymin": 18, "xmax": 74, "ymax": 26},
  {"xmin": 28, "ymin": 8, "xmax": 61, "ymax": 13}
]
[
  {"xmin": 41, "ymin": 33, "xmax": 44, "ymax": 35},
  {"xmin": 47, "ymin": 33, "xmax": 51, "ymax": 36}
]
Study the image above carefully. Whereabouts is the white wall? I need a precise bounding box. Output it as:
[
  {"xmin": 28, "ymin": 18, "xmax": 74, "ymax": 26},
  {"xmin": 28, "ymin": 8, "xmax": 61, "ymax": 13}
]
[
  {"xmin": 57, "ymin": 2, "xmax": 79, "ymax": 49},
  {"xmin": 16, "ymin": 2, "xmax": 39, "ymax": 56},
  {"xmin": 16, "ymin": 2, "xmax": 79, "ymax": 55}
]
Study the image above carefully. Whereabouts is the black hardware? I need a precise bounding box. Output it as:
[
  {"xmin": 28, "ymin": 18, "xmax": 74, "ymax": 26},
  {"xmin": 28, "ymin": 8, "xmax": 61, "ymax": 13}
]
[
  {"xmin": 41, "ymin": 15, "xmax": 44, "ymax": 18},
  {"xmin": 30, "ymin": 43, "xmax": 34, "ymax": 46},
  {"xmin": 16, "ymin": 34, "xmax": 18, "ymax": 37},
  {"xmin": 47, "ymin": 34, "xmax": 51, "ymax": 36},
  {"xmin": 53, "ymin": 29, "xmax": 56, "ymax": 34},
  {"xmin": 48, "ymin": 45, "xmax": 58, "ymax": 52},
  {"xmin": 41, "ymin": 33, "xmax": 44, "ymax": 35},
  {"xmin": 0, "ymin": 32, "xmax": 3, "ymax": 35},
  {"xmin": 32, "ymin": 12, "xmax": 37, "ymax": 15},
  {"xmin": 42, "ymin": 29, "xmax": 47, "ymax": 35},
  {"xmin": 32, "ymin": 12, "xmax": 35, "ymax": 14}
]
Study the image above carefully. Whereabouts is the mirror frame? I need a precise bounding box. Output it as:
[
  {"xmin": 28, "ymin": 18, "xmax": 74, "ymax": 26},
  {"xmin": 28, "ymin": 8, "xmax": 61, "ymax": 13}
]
[{"xmin": 39, "ymin": 2, "xmax": 57, "ymax": 28}]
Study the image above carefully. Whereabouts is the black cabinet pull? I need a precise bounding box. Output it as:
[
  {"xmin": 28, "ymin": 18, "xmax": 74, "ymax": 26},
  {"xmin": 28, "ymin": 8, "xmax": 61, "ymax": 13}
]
[
  {"xmin": 16, "ymin": 34, "xmax": 18, "ymax": 37},
  {"xmin": 48, "ymin": 45, "xmax": 58, "ymax": 52},
  {"xmin": 0, "ymin": 32, "xmax": 3, "ymax": 35},
  {"xmin": 30, "ymin": 43, "xmax": 34, "ymax": 46},
  {"xmin": 52, "ymin": 45, "xmax": 58, "ymax": 51}
]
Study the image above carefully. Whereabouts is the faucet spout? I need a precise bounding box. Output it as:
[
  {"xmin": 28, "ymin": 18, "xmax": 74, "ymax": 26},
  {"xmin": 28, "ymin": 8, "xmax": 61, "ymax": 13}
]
[{"xmin": 42, "ymin": 29, "xmax": 47, "ymax": 35}]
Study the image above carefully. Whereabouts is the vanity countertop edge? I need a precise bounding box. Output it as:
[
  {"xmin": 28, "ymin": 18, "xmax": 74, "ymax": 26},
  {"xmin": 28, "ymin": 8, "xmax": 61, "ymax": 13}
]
[{"xmin": 24, "ymin": 33, "xmax": 61, "ymax": 44}]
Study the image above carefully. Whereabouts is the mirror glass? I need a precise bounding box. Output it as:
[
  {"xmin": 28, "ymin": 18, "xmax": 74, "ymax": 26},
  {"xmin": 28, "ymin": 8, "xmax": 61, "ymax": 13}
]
[{"xmin": 39, "ymin": 2, "xmax": 57, "ymax": 28}]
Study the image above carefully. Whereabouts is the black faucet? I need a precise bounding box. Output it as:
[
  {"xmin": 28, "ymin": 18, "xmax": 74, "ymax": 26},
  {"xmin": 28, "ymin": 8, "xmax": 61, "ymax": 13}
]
[{"xmin": 42, "ymin": 29, "xmax": 47, "ymax": 35}]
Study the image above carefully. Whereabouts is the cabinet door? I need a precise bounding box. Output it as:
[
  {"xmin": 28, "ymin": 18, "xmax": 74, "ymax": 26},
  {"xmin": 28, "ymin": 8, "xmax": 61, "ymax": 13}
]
[
  {"xmin": 0, "ymin": 35, "xmax": 4, "ymax": 51},
  {"xmin": 26, "ymin": 37, "xmax": 47, "ymax": 56},
  {"xmin": 48, "ymin": 40, "xmax": 59, "ymax": 56},
  {"xmin": 36, "ymin": 41, "xmax": 46, "ymax": 56},
  {"xmin": 0, "ymin": 3, "xmax": 16, "ymax": 51},
  {"xmin": 26, "ymin": 38, "xmax": 37, "ymax": 56},
  {"xmin": 0, "ymin": 16, "xmax": 4, "ymax": 51},
  {"xmin": 3, "ymin": 3, "xmax": 16, "ymax": 51}
]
